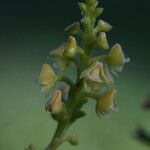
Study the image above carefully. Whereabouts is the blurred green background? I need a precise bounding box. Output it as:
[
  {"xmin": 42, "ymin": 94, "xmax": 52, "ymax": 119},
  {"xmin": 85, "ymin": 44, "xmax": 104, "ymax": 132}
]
[{"xmin": 0, "ymin": 0, "xmax": 150, "ymax": 150}]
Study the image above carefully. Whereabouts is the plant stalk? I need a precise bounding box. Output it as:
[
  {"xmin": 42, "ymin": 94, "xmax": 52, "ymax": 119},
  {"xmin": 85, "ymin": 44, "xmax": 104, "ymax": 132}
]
[{"xmin": 44, "ymin": 121, "xmax": 70, "ymax": 150}]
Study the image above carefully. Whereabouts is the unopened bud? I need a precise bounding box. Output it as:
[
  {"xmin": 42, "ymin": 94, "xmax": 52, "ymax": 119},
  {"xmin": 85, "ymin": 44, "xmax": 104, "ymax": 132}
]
[
  {"xmin": 92, "ymin": 7, "xmax": 104, "ymax": 18},
  {"xmin": 97, "ymin": 32, "xmax": 109, "ymax": 50},
  {"xmin": 96, "ymin": 89, "xmax": 119, "ymax": 116},
  {"xmin": 87, "ymin": 0, "xmax": 97, "ymax": 7},
  {"xmin": 81, "ymin": 16, "xmax": 91, "ymax": 28},
  {"xmin": 45, "ymin": 90, "xmax": 63, "ymax": 114},
  {"xmin": 64, "ymin": 36, "xmax": 78, "ymax": 58},
  {"xmin": 65, "ymin": 22, "xmax": 80, "ymax": 35},
  {"xmin": 95, "ymin": 20, "xmax": 112, "ymax": 33},
  {"xmin": 38, "ymin": 64, "xmax": 57, "ymax": 92},
  {"xmin": 107, "ymin": 44, "xmax": 126, "ymax": 67},
  {"xmin": 78, "ymin": 2, "xmax": 87, "ymax": 12},
  {"xmin": 68, "ymin": 135, "xmax": 78, "ymax": 146}
]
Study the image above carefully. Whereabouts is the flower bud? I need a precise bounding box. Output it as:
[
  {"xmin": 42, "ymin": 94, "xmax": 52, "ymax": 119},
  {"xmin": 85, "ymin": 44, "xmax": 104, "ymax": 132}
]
[
  {"xmin": 95, "ymin": 20, "xmax": 112, "ymax": 32},
  {"xmin": 92, "ymin": 7, "xmax": 104, "ymax": 18},
  {"xmin": 68, "ymin": 135, "xmax": 78, "ymax": 146},
  {"xmin": 87, "ymin": 0, "xmax": 97, "ymax": 7},
  {"xmin": 65, "ymin": 22, "xmax": 80, "ymax": 35},
  {"xmin": 64, "ymin": 36, "xmax": 78, "ymax": 58},
  {"xmin": 97, "ymin": 32, "xmax": 109, "ymax": 50},
  {"xmin": 38, "ymin": 64, "xmax": 57, "ymax": 92},
  {"xmin": 107, "ymin": 44, "xmax": 126, "ymax": 67},
  {"xmin": 45, "ymin": 90, "xmax": 63, "ymax": 114},
  {"xmin": 78, "ymin": 2, "xmax": 87, "ymax": 13},
  {"xmin": 81, "ymin": 16, "xmax": 91, "ymax": 28},
  {"xmin": 96, "ymin": 89, "xmax": 118, "ymax": 116}
]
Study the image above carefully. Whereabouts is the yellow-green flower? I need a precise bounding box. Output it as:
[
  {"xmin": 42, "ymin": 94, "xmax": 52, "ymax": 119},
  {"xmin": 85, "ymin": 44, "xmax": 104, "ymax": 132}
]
[
  {"xmin": 96, "ymin": 89, "xmax": 118, "ymax": 116},
  {"xmin": 97, "ymin": 32, "xmax": 109, "ymax": 50},
  {"xmin": 49, "ymin": 44, "xmax": 71, "ymax": 71},
  {"xmin": 80, "ymin": 61, "xmax": 113, "ymax": 87},
  {"xmin": 64, "ymin": 36, "xmax": 78, "ymax": 58},
  {"xmin": 80, "ymin": 61, "xmax": 103, "ymax": 83},
  {"xmin": 67, "ymin": 135, "xmax": 78, "ymax": 146},
  {"xmin": 45, "ymin": 90, "xmax": 63, "ymax": 114},
  {"xmin": 107, "ymin": 44, "xmax": 129, "ymax": 68},
  {"xmin": 38, "ymin": 64, "xmax": 57, "ymax": 92},
  {"xmin": 95, "ymin": 20, "xmax": 112, "ymax": 33}
]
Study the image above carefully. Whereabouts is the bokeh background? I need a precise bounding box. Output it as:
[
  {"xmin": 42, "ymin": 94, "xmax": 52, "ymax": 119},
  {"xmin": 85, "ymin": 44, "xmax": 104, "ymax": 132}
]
[{"xmin": 0, "ymin": 0, "xmax": 150, "ymax": 150}]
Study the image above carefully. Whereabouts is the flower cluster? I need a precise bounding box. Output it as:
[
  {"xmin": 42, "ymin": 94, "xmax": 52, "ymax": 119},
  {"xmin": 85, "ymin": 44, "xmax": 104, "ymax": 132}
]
[
  {"xmin": 36, "ymin": 0, "xmax": 129, "ymax": 149},
  {"xmin": 38, "ymin": 21, "xmax": 129, "ymax": 118}
]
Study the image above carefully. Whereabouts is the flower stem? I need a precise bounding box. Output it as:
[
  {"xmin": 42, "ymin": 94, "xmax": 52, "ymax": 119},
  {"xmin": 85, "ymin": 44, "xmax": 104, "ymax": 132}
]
[{"xmin": 44, "ymin": 121, "xmax": 70, "ymax": 150}]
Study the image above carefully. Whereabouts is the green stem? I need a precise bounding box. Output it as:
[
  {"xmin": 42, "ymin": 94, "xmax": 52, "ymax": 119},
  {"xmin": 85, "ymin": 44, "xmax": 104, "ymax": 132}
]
[
  {"xmin": 45, "ymin": 84, "xmax": 83, "ymax": 150},
  {"xmin": 44, "ymin": 121, "xmax": 70, "ymax": 150}
]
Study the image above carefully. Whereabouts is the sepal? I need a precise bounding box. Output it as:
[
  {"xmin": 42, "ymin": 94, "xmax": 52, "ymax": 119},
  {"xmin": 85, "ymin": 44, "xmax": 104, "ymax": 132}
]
[
  {"xmin": 96, "ymin": 89, "xmax": 119, "ymax": 116},
  {"xmin": 64, "ymin": 36, "xmax": 78, "ymax": 58},
  {"xmin": 107, "ymin": 44, "xmax": 129, "ymax": 68},
  {"xmin": 45, "ymin": 90, "xmax": 63, "ymax": 114},
  {"xmin": 97, "ymin": 32, "xmax": 109, "ymax": 50},
  {"xmin": 95, "ymin": 20, "xmax": 112, "ymax": 33},
  {"xmin": 38, "ymin": 64, "xmax": 57, "ymax": 92}
]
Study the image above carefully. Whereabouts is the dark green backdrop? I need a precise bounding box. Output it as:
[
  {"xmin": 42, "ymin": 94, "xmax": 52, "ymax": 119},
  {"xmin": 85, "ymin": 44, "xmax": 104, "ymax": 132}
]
[{"xmin": 0, "ymin": 1, "xmax": 150, "ymax": 150}]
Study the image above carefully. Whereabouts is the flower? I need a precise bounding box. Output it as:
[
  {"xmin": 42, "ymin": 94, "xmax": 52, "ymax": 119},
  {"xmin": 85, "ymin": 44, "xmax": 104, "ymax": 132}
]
[
  {"xmin": 49, "ymin": 44, "xmax": 70, "ymax": 71},
  {"xmin": 92, "ymin": 7, "xmax": 104, "ymax": 18},
  {"xmin": 107, "ymin": 44, "xmax": 129, "ymax": 68},
  {"xmin": 97, "ymin": 32, "xmax": 109, "ymax": 50},
  {"xmin": 38, "ymin": 64, "xmax": 57, "ymax": 92},
  {"xmin": 96, "ymin": 20, "xmax": 112, "ymax": 32},
  {"xmin": 96, "ymin": 89, "xmax": 119, "ymax": 116},
  {"xmin": 45, "ymin": 90, "xmax": 63, "ymax": 114},
  {"xmin": 49, "ymin": 37, "xmax": 77, "ymax": 70},
  {"xmin": 78, "ymin": 2, "xmax": 87, "ymax": 13},
  {"xmin": 67, "ymin": 135, "xmax": 78, "ymax": 145},
  {"xmin": 80, "ymin": 61, "xmax": 113, "ymax": 89},
  {"xmin": 64, "ymin": 36, "xmax": 78, "ymax": 58},
  {"xmin": 80, "ymin": 61, "xmax": 103, "ymax": 83}
]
